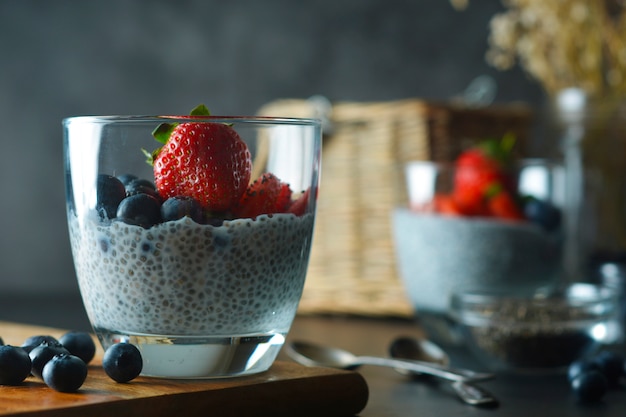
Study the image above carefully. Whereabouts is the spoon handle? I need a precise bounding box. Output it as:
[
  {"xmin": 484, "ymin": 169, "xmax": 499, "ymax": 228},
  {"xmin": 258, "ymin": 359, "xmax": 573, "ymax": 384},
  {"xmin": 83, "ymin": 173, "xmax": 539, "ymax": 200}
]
[
  {"xmin": 397, "ymin": 359, "xmax": 495, "ymax": 382},
  {"xmin": 451, "ymin": 381, "xmax": 499, "ymax": 406},
  {"xmin": 356, "ymin": 356, "xmax": 491, "ymax": 383}
]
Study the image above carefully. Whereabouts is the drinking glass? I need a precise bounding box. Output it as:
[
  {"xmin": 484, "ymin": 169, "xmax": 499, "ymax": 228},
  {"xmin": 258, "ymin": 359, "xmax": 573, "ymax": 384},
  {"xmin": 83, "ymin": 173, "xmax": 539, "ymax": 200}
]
[{"xmin": 63, "ymin": 115, "xmax": 321, "ymax": 378}]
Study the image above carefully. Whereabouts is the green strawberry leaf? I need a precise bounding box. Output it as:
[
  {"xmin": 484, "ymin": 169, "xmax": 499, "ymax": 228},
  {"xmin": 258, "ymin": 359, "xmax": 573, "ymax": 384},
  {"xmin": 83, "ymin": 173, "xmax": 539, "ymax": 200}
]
[
  {"xmin": 484, "ymin": 182, "xmax": 503, "ymax": 199},
  {"xmin": 152, "ymin": 123, "xmax": 176, "ymax": 145},
  {"xmin": 500, "ymin": 132, "xmax": 516, "ymax": 154},
  {"xmin": 141, "ymin": 147, "xmax": 161, "ymax": 166},
  {"xmin": 479, "ymin": 133, "xmax": 517, "ymax": 168},
  {"xmin": 147, "ymin": 104, "xmax": 211, "ymax": 165},
  {"xmin": 151, "ymin": 104, "xmax": 210, "ymax": 144},
  {"xmin": 189, "ymin": 104, "xmax": 211, "ymax": 116}
]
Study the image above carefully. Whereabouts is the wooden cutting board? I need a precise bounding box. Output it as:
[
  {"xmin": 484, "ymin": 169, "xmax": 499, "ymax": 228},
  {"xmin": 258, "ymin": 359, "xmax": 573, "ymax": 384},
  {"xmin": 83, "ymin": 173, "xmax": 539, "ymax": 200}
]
[{"xmin": 0, "ymin": 321, "xmax": 368, "ymax": 417}]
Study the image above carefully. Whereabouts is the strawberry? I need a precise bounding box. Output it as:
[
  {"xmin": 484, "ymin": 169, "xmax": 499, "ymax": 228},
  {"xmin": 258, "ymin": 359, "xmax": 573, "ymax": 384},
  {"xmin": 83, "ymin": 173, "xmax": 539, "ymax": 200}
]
[
  {"xmin": 146, "ymin": 105, "xmax": 252, "ymax": 213},
  {"xmin": 433, "ymin": 193, "xmax": 463, "ymax": 216},
  {"xmin": 235, "ymin": 173, "xmax": 293, "ymax": 219},
  {"xmin": 487, "ymin": 190, "xmax": 524, "ymax": 221},
  {"xmin": 453, "ymin": 135, "xmax": 516, "ymax": 215},
  {"xmin": 288, "ymin": 187, "xmax": 314, "ymax": 216}
]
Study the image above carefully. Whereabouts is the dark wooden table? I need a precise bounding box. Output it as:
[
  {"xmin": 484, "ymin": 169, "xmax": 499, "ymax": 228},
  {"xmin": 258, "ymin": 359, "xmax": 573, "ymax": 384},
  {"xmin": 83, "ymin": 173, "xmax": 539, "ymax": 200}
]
[
  {"xmin": 283, "ymin": 315, "xmax": 626, "ymax": 417},
  {"xmin": 3, "ymin": 294, "xmax": 626, "ymax": 416}
]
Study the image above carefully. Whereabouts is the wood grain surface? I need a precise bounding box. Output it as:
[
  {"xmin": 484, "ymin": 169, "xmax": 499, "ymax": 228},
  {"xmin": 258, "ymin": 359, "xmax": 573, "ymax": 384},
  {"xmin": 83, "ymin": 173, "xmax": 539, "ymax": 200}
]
[{"xmin": 0, "ymin": 321, "xmax": 369, "ymax": 417}]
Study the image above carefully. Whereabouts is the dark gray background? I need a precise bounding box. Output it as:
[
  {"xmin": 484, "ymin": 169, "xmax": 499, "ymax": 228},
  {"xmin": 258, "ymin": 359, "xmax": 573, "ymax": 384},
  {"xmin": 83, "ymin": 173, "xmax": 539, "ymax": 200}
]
[{"xmin": 0, "ymin": 0, "xmax": 544, "ymax": 307}]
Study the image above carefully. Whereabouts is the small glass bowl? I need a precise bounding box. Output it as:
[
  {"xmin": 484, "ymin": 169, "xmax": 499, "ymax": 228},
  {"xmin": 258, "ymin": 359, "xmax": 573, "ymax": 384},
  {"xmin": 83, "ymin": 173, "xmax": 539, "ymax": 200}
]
[{"xmin": 450, "ymin": 283, "xmax": 619, "ymax": 373}]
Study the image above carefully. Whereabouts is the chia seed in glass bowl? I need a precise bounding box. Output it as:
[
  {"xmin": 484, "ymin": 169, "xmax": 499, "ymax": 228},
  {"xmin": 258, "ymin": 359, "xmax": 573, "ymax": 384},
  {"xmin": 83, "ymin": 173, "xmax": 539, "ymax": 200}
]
[{"xmin": 450, "ymin": 283, "xmax": 619, "ymax": 373}]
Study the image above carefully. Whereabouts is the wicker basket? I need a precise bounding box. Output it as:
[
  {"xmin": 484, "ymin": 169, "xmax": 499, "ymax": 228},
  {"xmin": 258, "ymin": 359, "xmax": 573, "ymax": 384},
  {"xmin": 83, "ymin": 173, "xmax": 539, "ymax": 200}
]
[{"xmin": 258, "ymin": 98, "xmax": 533, "ymax": 317}]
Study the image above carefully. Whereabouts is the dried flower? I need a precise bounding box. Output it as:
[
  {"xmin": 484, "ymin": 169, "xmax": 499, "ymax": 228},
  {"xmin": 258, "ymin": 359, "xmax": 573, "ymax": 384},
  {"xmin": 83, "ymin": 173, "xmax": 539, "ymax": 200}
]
[
  {"xmin": 454, "ymin": 0, "xmax": 626, "ymax": 97},
  {"xmin": 450, "ymin": 0, "xmax": 469, "ymax": 10}
]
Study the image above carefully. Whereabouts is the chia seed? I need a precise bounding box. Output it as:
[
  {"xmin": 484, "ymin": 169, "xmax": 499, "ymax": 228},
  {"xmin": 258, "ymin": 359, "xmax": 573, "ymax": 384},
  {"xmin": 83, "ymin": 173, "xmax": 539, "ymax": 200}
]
[
  {"xmin": 68, "ymin": 213, "xmax": 315, "ymax": 336},
  {"xmin": 452, "ymin": 284, "xmax": 618, "ymax": 372}
]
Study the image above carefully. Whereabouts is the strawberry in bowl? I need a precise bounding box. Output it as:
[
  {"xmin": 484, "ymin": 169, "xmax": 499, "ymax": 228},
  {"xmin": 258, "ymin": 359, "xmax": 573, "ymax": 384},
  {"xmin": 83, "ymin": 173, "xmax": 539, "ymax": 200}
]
[{"xmin": 393, "ymin": 137, "xmax": 563, "ymax": 346}]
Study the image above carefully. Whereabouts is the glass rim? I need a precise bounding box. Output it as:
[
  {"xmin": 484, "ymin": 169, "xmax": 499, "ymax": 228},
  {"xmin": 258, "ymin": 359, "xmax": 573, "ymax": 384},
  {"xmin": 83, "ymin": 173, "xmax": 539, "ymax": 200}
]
[
  {"xmin": 62, "ymin": 115, "xmax": 322, "ymax": 127},
  {"xmin": 450, "ymin": 283, "xmax": 618, "ymax": 326},
  {"xmin": 452, "ymin": 283, "xmax": 616, "ymax": 305}
]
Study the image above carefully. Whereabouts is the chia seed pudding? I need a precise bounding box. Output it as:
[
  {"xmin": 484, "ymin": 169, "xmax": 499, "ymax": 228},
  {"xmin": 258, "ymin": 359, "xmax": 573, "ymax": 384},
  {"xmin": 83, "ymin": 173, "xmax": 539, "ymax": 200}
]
[
  {"xmin": 69, "ymin": 212, "xmax": 315, "ymax": 338},
  {"xmin": 64, "ymin": 114, "xmax": 321, "ymax": 377}
]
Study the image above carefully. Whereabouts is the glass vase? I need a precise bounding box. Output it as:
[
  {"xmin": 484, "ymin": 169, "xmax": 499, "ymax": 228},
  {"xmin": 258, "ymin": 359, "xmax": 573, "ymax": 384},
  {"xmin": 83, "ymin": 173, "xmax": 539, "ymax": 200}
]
[{"xmin": 551, "ymin": 88, "xmax": 626, "ymax": 283}]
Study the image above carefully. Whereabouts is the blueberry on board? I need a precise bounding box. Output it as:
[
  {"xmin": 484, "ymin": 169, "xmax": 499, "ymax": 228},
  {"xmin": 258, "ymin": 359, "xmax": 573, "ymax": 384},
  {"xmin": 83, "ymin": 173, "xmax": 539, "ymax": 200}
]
[
  {"xmin": 102, "ymin": 343, "xmax": 143, "ymax": 383},
  {"xmin": 59, "ymin": 331, "xmax": 96, "ymax": 365},
  {"xmin": 161, "ymin": 196, "xmax": 204, "ymax": 223},
  {"xmin": 42, "ymin": 354, "xmax": 88, "ymax": 393},
  {"xmin": 97, "ymin": 174, "xmax": 127, "ymax": 220},
  {"xmin": 21, "ymin": 335, "xmax": 59, "ymax": 353},
  {"xmin": 29, "ymin": 341, "xmax": 70, "ymax": 379},
  {"xmin": 0, "ymin": 345, "xmax": 31, "ymax": 385},
  {"xmin": 116, "ymin": 193, "xmax": 162, "ymax": 228},
  {"xmin": 125, "ymin": 178, "xmax": 161, "ymax": 200},
  {"xmin": 571, "ymin": 370, "xmax": 608, "ymax": 403},
  {"xmin": 523, "ymin": 197, "xmax": 561, "ymax": 232},
  {"xmin": 593, "ymin": 350, "xmax": 625, "ymax": 386}
]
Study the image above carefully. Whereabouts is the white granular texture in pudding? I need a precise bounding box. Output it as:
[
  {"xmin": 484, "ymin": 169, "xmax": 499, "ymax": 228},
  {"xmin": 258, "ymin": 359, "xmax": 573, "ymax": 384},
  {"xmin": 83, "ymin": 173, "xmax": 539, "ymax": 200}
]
[{"xmin": 68, "ymin": 213, "xmax": 315, "ymax": 336}]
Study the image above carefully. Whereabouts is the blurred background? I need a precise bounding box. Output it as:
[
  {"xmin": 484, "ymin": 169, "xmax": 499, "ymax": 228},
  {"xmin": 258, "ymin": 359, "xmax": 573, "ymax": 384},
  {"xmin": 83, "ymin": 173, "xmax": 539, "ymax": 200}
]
[{"xmin": 0, "ymin": 0, "xmax": 546, "ymax": 328}]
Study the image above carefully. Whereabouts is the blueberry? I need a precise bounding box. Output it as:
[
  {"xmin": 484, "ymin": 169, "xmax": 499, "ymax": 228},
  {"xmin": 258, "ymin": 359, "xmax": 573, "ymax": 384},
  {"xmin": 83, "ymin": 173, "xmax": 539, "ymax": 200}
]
[
  {"xmin": 96, "ymin": 174, "xmax": 126, "ymax": 220},
  {"xmin": 116, "ymin": 173, "xmax": 138, "ymax": 186},
  {"xmin": 42, "ymin": 354, "xmax": 88, "ymax": 393},
  {"xmin": 125, "ymin": 178, "xmax": 161, "ymax": 200},
  {"xmin": 523, "ymin": 197, "xmax": 561, "ymax": 232},
  {"xmin": 593, "ymin": 351, "xmax": 625, "ymax": 386},
  {"xmin": 571, "ymin": 370, "xmax": 608, "ymax": 403},
  {"xmin": 0, "ymin": 345, "xmax": 31, "ymax": 385},
  {"xmin": 206, "ymin": 216, "xmax": 225, "ymax": 227},
  {"xmin": 21, "ymin": 335, "xmax": 59, "ymax": 353},
  {"xmin": 102, "ymin": 343, "xmax": 143, "ymax": 383},
  {"xmin": 116, "ymin": 194, "xmax": 162, "ymax": 228},
  {"xmin": 161, "ymin": 196, "xmax": 204, "ymax": 223},
  {"xmin": 59, "ymin": 331, "xmax": 96, "ymax": 365},
  {"xmin": 568, "ymin": 358, "xmax": 601, "ymax": 382},
  {"xmin": 0, "ymin": 337, "xmax": 4, "ymax": 346},
  {"xmin": 29, "ymin": 341, "xmax": 70, "ymax": 379}
]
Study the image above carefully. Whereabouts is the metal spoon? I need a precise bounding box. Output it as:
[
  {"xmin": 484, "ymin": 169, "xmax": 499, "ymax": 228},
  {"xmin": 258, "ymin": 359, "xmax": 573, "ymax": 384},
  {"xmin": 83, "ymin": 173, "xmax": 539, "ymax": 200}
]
[
  {"xmin": 286, "ymin": 340, "xmax": 493, "ymax": 383},
  {"xmin": 389, "ymin": 336, "xmax": 450, "ymax": 371},
  {"xmin": 389, "ymin": 336, "xmax": 498, "ymax": 406}
]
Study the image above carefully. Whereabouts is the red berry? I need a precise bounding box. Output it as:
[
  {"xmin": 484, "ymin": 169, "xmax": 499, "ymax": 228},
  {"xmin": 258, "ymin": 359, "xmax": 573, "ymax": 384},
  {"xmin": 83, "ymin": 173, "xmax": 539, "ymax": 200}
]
[
  {"xmin": 452, "ymin": 186, "xmax": 489, "ymax": 216},
  {"xmin": 288, "ymin": 187, "xmax": 313, "ymax": 216},
  {"xmin": 152, "ymin": 122, "xmax": 252, "ymax": 213},
  {"xmin": 433, "ymin": 194, "xmax": 463, "ymax": 216},
  {"xmin": 452, "ymin": 134, "xmax": 520, "ymax": 218},
  {"xmin": 487, "ymin": 191, "xmax": 524, "ymax": 220},
  {"xmin": 453, "ymin": 150, "xmax": 506, "ymax": 214},
  {"xmin": 235, "ymin": 173, "xmax": 293, "ymax": 219}
]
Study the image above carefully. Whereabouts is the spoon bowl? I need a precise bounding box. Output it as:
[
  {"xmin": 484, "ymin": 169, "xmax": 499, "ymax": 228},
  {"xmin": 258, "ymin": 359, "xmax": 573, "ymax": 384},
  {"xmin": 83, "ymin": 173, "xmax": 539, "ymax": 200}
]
[
  {"xmin": 389, "ymin": 336, "xmax": 450, "ymax": 369},
  {"xmin": 288, "ymin": 341, "xmax": 360, "ymax": 369}
]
